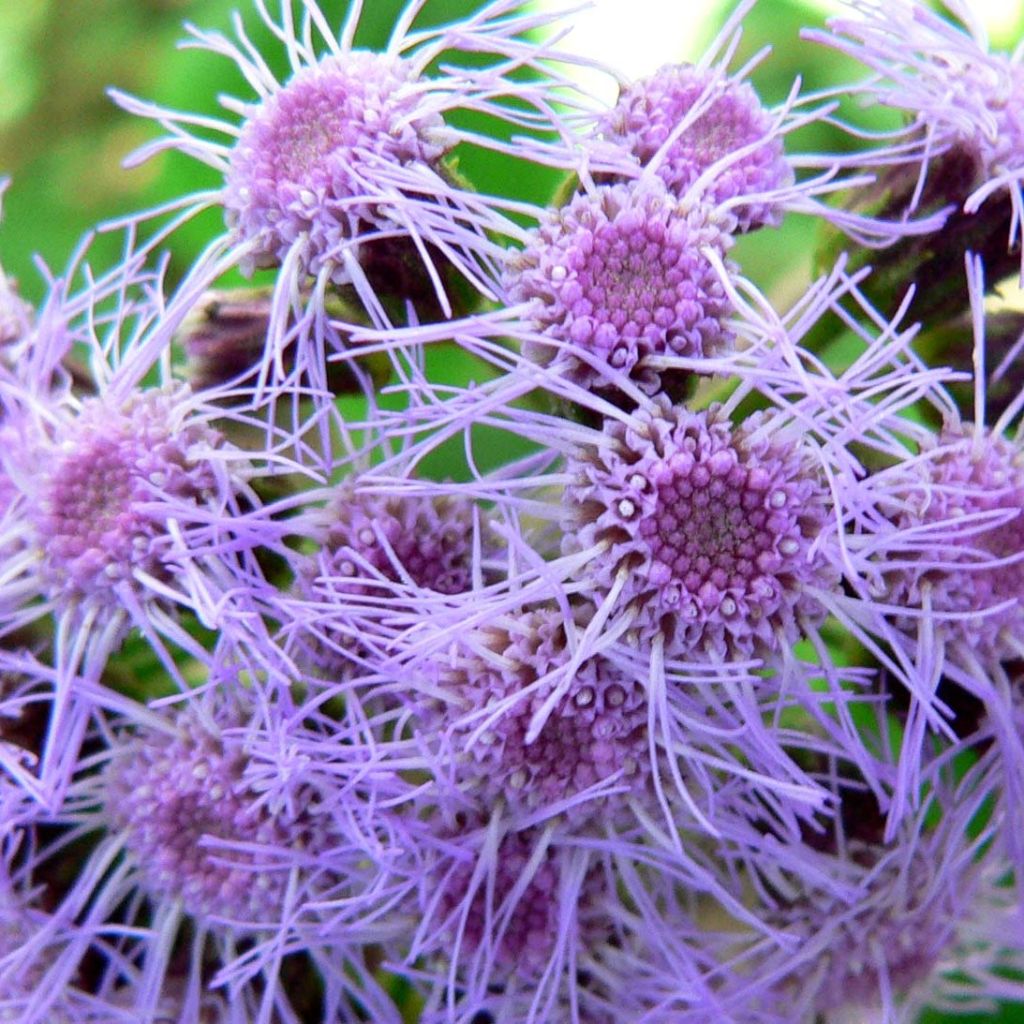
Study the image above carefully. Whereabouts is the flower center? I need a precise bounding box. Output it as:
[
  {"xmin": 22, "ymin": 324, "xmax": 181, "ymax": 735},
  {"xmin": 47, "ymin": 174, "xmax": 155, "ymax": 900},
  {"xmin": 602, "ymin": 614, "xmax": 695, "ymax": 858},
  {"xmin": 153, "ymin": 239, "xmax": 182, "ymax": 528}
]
[
  {"xmin": 442, "ymin": 610, "xmax": 649, "ymax": 819},
  {"xmin": 601, "ymin": 64, "xmax": 793, "ymax": 230},
  {"xmin": 106, "ymin": 714, "xmax": 303, "ymax": 924},
  {"xmin": 509, "ymin": 184, "xmax": 733, "ymax": 389},
  {"xmin": 641, "ymin": 443, "xmax": 799, "ymax": 620}
]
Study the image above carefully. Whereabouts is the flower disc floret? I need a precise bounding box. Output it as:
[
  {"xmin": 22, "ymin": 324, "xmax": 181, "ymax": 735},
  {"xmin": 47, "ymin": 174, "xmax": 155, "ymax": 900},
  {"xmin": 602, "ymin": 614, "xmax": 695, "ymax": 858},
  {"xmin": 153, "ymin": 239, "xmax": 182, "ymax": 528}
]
[
  {"xmin": 31, "ymin": 387, "xmax": 221, "ymax": 607},
  {"xmin": 438, "ymin": 608, "xmax": 649, "ymax": 819},
  {"xmin": 599, "ymin": 64, "xmax": 793, "ymax": 231},
  {"xmin": 105, "ymin": 711, "xmax": 311, "ymax": 924},
  {"xmin": 507, "ymin": 183, "xmax": 734, "ymax": 390},
  {"xmin": 224, "ymin": 52, "xmax": 448, "ymax": 275},
  {"xmin": 565, "ymin": 401, "xmax": 835, "ymax": 658},
  {"xmin": 885, "ymin": 425, "xmax": 1024, "ymax": 662}
]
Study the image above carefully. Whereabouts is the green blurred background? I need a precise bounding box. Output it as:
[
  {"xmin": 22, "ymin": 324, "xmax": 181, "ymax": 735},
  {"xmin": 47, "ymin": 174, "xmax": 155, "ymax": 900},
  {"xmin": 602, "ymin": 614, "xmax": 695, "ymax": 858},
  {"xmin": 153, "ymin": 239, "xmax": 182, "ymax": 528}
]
[{"xmin": 1, "ymin": 1, "xmax": 1023, "ymax": 1019}]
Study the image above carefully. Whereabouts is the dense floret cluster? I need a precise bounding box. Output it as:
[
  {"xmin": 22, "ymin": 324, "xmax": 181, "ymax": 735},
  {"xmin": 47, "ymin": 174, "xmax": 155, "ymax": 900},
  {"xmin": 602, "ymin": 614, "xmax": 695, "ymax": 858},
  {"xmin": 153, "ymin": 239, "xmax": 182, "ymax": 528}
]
[{"xmin": 3, "ymin": 2, "xmax": 1024, "ymax": 1023}]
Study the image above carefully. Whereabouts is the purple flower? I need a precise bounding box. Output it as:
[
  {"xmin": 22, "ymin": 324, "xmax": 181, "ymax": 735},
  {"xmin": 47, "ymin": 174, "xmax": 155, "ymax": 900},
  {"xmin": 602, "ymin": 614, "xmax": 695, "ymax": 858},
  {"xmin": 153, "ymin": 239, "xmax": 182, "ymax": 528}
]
[
  {"xmin": 223, "ymin": 50, "xmax": 448, "ymax": 278},
  {"xmin": 306, "ymin": 483, "xmax": 477, "ymax": 599},
  {"xmin": 425, "ymin": 822, "xmax": 609, "ymax": 985},
  {"xmin": 880, "ymin": 420, "xmax": 1024, "ymax": 665},
  {"xmin": 427, "ymin": 605, "xmax": 650, "ymax": 823},
  {"xmin": 597, "ymin": 61, "xmax": 793, "ymax": 232},
  {"xmin": 809, "ymin": 0, "xmax": 1024, "ymax": 265},
  {"xmin": 717, "ymin": 745, "xmax": 1024, "ymax": 1023},
  {"xmin": 0, "ymin": 311, "xmax": 317, "ymax": 801},
  {"xmin": 564, "ymin": 397, "xmax": 837, "ymax": 660},
  {"xmin": 505, "ymin": 181, "xmax": 736, "ymax": 392},
  {"xmin": 29, "ymin": 386, "xmax": 225, "ymax": 607},
  {"xmin": 110, "ymin": 0, "xmax": 603, "ymax": 336},
  {"xmin": 1, "ymin": 654, "xmax": 408, "ymax": 1024},
  {"xmin": 105, "ymin": 701, "xmax": 322, "ymax": 924}
]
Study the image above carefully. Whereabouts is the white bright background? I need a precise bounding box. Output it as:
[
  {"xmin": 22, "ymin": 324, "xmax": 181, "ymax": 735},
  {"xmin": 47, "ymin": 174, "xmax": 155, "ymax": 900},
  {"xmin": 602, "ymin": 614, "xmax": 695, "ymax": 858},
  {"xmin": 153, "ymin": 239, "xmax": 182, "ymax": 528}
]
[{"xmin": 539, "ymin": 0, "xmax": 1020, "ymax": 101}]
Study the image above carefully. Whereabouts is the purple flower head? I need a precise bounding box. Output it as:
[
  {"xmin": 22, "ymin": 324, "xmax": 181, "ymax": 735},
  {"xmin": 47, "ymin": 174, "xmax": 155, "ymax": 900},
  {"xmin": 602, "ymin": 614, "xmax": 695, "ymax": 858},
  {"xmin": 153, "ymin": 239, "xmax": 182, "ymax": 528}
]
[
  {"xmin": 433, "ymin": 605, "xmax": 649, "ymax": 822},
  {"xmin": 223, "ymin": 49, "xmax": 447, "ymax": 278},
  {"xmin": 2, "ymin": 371, "xmax": 279, "ymax": 652},
  {"xmin": 112, "ymin": 0, "xmax": 605, "ymax": 335},
  {"xmin": 104, "ymin": 702, "xmax": 316, "ymax": 924},
  {"xmin": 882, "ymin": 421, "xmax": 1024, "ymax": 665},
  {"xmin": 564, "ymin": 397, "xmax": 837, "ymax": 659},
  {"xmin": 410, "ymin": 817, "xmax": 618, "ymax": 1021},
  {"xmin": 598, "ymin": 62, "xmax": 793, "ymax": 232},
  {"xmin": 0, "ymin": 325, "xmax": 316, "ymax": 802},
  {"xmin": 505, "ymin": 181, "xmax": 735, "ymax": 392},
  {"xmin": 810, "ymin": 0, "xmax": 1024, "ymax": 263},
  {"xmin": 435, "ymin": 827, "xmax": 577, "ymax": 979},
  {"xmin": 2, "ymin": 654, "xmax": 410, "ymax": 1024},
  {"xmin": 30, "ymin": 385, "xmax": 221, "ymax": 608},
  {"xmin": 284, "ymin": 483, "xmax": 481, "ymax": 677},
  {"xmin": 310, "ymin": 484, "xmax": 476, "ymax": 598},
  {"xmin": 722, "ymin": 746, "xmax": 1024, "ymax": 1024}
]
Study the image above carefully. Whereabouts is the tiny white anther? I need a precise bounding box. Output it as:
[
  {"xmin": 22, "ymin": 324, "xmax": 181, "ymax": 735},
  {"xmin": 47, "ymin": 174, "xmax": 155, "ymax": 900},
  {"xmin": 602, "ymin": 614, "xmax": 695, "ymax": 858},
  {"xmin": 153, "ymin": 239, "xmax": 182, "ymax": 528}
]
[{"xmin": 574, "ymin": 686, "xmax": 595, "ymax": 708}]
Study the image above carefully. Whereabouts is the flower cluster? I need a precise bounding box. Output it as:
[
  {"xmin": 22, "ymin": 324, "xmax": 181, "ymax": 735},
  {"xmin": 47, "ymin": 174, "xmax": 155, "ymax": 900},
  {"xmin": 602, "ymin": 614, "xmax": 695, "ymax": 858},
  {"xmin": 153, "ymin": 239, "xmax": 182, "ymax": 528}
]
[{"xmin": 3, "ymin": 2, "xmax": 1024, "ymax": 1023}]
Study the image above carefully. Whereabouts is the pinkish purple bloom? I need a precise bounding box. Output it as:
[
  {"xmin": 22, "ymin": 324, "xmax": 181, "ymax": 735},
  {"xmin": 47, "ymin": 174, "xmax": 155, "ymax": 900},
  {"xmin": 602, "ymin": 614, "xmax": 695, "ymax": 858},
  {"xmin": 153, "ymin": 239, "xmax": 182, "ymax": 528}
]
[
  {"xmin": 30, "ymin": 386, "xmax": 224, "ymax": 608},
  {"xmin": 105, "ymin": 701, "xmax": 318, "ymax": 924},
  {"xmin": 564, "ymin": 397, "xmax": 837, "ymax": 660},
  {"xmin": 810, "ymin": 0, "xmax": 1024, "ymax": 266},
  {"xmin": 506, "ymin": 181, "xmax": 736, "ymax": 392},
  {"xmin": 717, "ymin": 741, "xmax": 1024, "ymax": 1024},
  {"xmin": 597, "ymin": 62, "xmax": 793, "ymax": 232},
  {"xmin": 110, "ymin": 0, "xmax": 603, "ymax": 339},
  {"xmin": 881, "ymin": 421, "xmax": 1024, "ymax": 665},
  {"xmin": 308, "ymin": 483, "xmax": 477, "ymax": 598},
  {"xmin": 431, "ymin": 605, "xmax": 650, "ymax": 822},
  {"xmin": 223, "ymin": 50, "xmax": 448, "ymax": 280}
]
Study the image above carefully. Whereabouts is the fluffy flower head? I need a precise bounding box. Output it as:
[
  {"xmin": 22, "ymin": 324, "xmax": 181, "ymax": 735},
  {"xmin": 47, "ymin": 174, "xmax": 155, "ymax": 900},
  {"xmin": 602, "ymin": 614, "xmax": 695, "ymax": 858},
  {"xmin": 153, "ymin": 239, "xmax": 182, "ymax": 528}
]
[
  {"xmin": 105, "ymin": 707, "xmax": 317, "ymax": 924},
  {"xmin": 812, "ymin": 0, "xmax": 1024, "ymax": 252},
  {"xmin": 599, "ymin": 63, "xmax": 793, "ymax": 231},
  {"xmin": 506, "ymin": 182, "xmax": 734, "ymax": 390},
  {"xmin": 28, "ymin": 386, "xmax": 222, "ymax": 608},
  {"xmin": 225, "ymin": 51, "xmax": 448, "ymax": 275},
  {"xmin": 435, "ymin": 607, "xmax": 649, "ymax": 820},
  {"xmin": 884, "ymin": 423, "xmax": 1024, "ymax": 662},
  {"xmin": 565, "ymin": 400, "xmax": 836, "ymax": 658}
]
